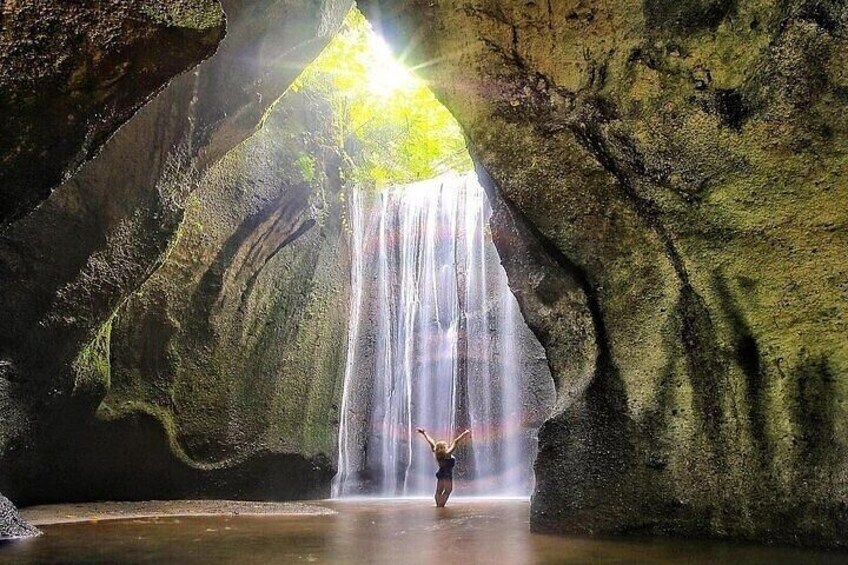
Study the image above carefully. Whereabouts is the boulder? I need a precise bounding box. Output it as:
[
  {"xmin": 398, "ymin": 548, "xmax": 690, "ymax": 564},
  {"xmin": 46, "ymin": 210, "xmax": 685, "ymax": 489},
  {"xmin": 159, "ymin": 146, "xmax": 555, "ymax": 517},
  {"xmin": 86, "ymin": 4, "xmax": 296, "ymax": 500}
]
[{"xmin": 0, "ymin": 494, "xmax": 40, "ymax": 540}]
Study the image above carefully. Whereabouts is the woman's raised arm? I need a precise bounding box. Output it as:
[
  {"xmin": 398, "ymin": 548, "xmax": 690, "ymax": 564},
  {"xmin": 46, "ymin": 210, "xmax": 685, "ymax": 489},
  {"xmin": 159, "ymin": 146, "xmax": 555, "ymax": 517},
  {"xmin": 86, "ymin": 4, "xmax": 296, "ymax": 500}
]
[
  {"xmin": 447, "ymin": 430, "xmax": 471, "ymax": 454},
  {"xmin": 417, "ymin": 428, "xmax": 437, "ymax": 451}
]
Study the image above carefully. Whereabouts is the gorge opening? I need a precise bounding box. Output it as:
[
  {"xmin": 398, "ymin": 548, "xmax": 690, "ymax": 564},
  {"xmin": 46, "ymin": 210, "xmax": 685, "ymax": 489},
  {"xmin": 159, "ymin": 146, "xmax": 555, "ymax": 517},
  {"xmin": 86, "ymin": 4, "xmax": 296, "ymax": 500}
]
[
  {"xmin": 293, "ymin": 8, "xmax": 556, "ymax": 499},
  {"xmin": 3, "ymin": 0, "xmax": 848, "ymax": 559}
]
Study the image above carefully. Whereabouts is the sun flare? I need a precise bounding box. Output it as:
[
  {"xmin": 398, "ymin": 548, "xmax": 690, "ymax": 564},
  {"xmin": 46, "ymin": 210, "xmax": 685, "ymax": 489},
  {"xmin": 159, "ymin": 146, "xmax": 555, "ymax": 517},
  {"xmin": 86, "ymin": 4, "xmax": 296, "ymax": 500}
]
[
  {"xmin": 364, "ymin": 31, "xmax": 418, "ymax": 96},
  {"xmin": 292, "ymin": 7, "xmax": 472, "ymax": 187}
]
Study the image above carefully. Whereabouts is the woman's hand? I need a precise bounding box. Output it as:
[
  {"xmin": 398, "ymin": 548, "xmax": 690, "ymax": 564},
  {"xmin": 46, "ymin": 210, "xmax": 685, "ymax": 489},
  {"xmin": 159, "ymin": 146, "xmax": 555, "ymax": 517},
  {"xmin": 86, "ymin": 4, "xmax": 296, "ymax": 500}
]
[{"xmin": 417, "ymin": 428, "xmax": 436, "ymax": 450}]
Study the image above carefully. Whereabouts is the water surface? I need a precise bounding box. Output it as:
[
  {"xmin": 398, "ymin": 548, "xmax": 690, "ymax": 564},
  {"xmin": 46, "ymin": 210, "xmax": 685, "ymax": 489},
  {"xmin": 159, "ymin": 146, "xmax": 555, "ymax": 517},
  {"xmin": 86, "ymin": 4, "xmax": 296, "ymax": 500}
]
[{"xmin": 3, "ymin": 500, "xmax": 843, "ymax": 564}]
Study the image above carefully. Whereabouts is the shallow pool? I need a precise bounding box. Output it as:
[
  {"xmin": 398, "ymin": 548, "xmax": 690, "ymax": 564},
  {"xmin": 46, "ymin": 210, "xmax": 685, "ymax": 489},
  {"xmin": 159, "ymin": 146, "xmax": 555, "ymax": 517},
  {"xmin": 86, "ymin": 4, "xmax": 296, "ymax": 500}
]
[{"xmin": 2, "ymin": 499, "xmax": 844, "ymax": 564}]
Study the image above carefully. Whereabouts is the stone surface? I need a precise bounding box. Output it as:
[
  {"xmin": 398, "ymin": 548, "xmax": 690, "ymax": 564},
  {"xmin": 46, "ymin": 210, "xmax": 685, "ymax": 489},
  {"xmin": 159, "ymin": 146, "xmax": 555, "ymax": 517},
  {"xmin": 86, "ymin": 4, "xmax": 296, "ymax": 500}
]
[
  {"xmin": 359, "ymin": 0, "xmax": 848, "ymax": 547},
  {"xmin": 1, "ymin": 0, "xmax": 846, "ymax": 550},
  {"xmin": 0, "ymin": 493, "xmax": 40, "ymax": 540},
  {"xmin": 0, "ymin": 0, "xmax": 226, "ymax": 226},
  {"xmin": 97, "ymin": 89, "xmax": 349, "ymax": 501},
  {"xmin": 0, "ymin": 0, "xmax": 352, "ymax": 505}
]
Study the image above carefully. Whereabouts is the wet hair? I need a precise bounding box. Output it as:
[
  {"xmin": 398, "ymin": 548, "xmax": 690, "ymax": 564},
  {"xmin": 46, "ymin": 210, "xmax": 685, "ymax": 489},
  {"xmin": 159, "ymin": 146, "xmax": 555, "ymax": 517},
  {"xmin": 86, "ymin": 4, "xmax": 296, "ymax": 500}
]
[{"xmin": 434, "ymin": 441, "xmax": 449, "ymax": 459}]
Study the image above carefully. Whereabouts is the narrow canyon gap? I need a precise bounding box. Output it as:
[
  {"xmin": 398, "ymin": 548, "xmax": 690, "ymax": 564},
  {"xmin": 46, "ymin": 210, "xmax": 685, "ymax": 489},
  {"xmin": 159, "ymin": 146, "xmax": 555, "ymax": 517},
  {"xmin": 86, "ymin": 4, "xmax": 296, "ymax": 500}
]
[{"xmin": 0, "ymin": 0, "xmax": 846, "ymax": 552}]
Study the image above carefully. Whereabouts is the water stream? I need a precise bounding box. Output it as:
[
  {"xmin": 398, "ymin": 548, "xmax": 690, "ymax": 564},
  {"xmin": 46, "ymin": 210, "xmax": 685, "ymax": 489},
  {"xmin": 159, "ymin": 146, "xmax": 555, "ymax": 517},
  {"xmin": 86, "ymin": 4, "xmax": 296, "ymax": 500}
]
[{"xmin": 333, "ymin": 172, "xmax": 553, "ymax": 498}]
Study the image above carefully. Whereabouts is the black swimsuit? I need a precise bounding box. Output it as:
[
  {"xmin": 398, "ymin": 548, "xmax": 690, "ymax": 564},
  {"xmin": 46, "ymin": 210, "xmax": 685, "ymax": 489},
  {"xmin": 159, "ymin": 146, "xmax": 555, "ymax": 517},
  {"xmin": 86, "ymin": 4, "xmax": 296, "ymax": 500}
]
[{"xmin": 436, "ymin": 455, "xmax": 456, "ymax": 479}]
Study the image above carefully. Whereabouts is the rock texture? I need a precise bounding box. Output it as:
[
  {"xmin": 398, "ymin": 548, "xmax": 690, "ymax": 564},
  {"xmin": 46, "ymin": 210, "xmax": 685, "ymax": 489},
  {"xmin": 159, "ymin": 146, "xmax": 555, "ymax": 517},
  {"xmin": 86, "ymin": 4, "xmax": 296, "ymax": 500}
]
[
  {"xmin": 360, "ymin": 0, "xmax": 848, "ymax": 547},
  {"xmin": 0, "ymin": 0, "xmax": 352, "ymax": 504},
  {"xmin": 2, "ymin": 0, "xmax": 846, "ymax": 550},
  {"xmin": 5, "ymin": 89, "xmax": 347, "ymax": 504},
  {"xmin": 0, "ymin": 0, "xmax": 226, "ymax": 226},
  {"xmin": 0, "ymin": 493, "xmax": 40, "ymax": 540},
  {"xmin": 102, "ymin": 89, "xmax": 348, "ymax": 501}
]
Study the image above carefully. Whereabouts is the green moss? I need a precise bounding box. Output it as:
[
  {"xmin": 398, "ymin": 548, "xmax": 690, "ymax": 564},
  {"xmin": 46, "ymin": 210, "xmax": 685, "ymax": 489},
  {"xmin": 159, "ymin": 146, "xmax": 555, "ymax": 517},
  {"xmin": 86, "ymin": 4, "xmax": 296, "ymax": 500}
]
[
  {"xmin": 72, "ymin": 319, "xmax": 113, "ymax": 402},
  {"xmin": 141, "ymin": 0, "xmax": 225, "ymax": 30},
  {"xmin": 296, "ymin": 154, "xmax": 318, "ymax": 182},
  {"xmin": 97, "ymin": 399, "xmax": 215, "ymax": 469},
  {"xmin": 644, "ymin": 0, "xmax": 738, "ymax": 35},
  {"xmin": 351, "ymin": 0, "xmax": 848, "ymax": 543},
  {"xmin": 102, "ymin": 79, "xmax": 351, "ymax": 468}
]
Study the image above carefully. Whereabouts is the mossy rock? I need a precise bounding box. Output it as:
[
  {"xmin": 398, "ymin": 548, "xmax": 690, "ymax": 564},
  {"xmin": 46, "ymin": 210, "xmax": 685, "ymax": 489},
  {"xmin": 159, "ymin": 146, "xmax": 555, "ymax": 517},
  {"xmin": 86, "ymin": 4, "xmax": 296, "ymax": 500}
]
[{"xmin": 359, "ymin": 0, "xmax": 848, "ymax": 547}]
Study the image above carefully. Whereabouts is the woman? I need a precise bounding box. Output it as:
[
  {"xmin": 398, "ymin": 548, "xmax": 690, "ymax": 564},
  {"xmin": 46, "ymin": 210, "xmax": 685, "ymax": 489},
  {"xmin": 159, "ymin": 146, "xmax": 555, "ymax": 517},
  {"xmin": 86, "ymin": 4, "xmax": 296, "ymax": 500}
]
[{"xmin": 416, "ymin": 427, "xmax": 471, "ymax": 507}]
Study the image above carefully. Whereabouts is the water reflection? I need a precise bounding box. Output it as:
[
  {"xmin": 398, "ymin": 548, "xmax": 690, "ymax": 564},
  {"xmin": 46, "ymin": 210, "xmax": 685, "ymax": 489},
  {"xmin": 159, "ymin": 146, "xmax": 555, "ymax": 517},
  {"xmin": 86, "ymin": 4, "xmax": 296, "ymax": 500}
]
[{"xmin": 3, "ymin": 500, "xmax": 845, "ymax": 565}]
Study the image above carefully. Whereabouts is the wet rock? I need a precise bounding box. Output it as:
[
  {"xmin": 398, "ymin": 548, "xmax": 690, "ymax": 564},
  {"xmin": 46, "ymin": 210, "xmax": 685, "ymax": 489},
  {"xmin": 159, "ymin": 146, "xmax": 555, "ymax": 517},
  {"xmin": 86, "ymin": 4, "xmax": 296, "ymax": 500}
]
[
  {"xmin": 0, "ymin": 494, "xmax": 40, "ymax": 540},
  {"xmin": 359, "ymin": 0, "xmax": 848, "ymax": 548},
  {"xmin": 0, "ymin": 0, "xmax": 352, "ymax": 505}
]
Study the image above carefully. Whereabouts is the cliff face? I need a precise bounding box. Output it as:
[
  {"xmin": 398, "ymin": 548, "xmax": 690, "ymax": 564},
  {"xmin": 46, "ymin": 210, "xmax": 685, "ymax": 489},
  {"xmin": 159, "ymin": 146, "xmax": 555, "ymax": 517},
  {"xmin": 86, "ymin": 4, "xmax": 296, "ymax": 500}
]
[
  {"xmin": 1, "ymin": 0, "xmax": 846, "ymax": 549},
  {"xmin": 99, "ymin": 89, "xmax": 349, "ymax": 500},
  {"xmin": 7, "ymin": 89, "xmax": 349, "ymax": 503},
  {"xmin": 359, "ymin": 0, "xmax": 848, "ymax": 546},
  {"xmin": 0, "ymin": 0, "xmax": 226, "ymax": 226},
  {"xmin": 0, "ymin": 0, "xmax": 352, "ymax": 504}
]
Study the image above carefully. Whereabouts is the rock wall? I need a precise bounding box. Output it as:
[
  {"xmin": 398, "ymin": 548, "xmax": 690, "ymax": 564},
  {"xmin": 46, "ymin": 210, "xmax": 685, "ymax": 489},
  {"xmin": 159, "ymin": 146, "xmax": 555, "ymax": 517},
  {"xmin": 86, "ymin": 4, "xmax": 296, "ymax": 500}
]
[
  {"xmin": 0, "ymin": 0, "xmax": 225, "ymax": 226},
  {"xmin": 2, "ymin": 0, "xmax": 846, "ymax": 548},
  {"xmin": 0, "ymin": 0, "xmax": 352, "ymax": 504},
  {"xmin": 360, "ymin": 0, "xmax": 848, "ymax": 547},
  {"xmin": 99, "ymin": 89, "xmax": 349, "ymax": 500}
]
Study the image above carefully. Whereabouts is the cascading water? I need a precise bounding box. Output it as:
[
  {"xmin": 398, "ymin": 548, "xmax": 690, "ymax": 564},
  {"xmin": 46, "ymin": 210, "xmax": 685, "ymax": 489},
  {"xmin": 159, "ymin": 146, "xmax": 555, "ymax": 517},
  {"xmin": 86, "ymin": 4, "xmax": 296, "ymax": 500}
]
[{"xmin": 333, "ymin": 172, "xmax": 553, "ymax": 498}]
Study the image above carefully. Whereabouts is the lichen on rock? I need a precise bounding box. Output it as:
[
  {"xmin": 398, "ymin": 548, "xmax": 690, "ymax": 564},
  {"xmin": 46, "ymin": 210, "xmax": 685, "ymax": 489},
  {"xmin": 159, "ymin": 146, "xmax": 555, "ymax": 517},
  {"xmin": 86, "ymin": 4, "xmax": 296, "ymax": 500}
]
[{"xmin": 358, "ymin": 0, "xmax": 848, "ymax": 547}]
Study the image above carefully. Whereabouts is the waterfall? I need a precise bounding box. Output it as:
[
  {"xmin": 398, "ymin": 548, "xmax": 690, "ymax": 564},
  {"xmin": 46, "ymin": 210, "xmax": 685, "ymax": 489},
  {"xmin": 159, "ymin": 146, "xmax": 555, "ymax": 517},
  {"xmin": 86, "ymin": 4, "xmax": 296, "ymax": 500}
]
[{"xmin": 333, "ymin": 172, "xmax": 552, "ymax": 498}]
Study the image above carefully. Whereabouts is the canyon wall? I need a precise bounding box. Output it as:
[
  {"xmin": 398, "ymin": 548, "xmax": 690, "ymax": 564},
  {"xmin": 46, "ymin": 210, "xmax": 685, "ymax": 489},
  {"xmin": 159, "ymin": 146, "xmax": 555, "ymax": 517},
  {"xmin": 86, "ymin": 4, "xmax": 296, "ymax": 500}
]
[
  {"xmin": 0, "ymin": 0, "xmax": 352, "ymax": 504},
  {"xmin": 360, "ymin": 0, "xmax": 848, "ymax": 547},
  {"xmin": 103, "ymin": 89, "xmax": 348, "ymax": 500},
  {"xmin": 1, "ymin": 0, "xmax": 846, "ymax": 549}
]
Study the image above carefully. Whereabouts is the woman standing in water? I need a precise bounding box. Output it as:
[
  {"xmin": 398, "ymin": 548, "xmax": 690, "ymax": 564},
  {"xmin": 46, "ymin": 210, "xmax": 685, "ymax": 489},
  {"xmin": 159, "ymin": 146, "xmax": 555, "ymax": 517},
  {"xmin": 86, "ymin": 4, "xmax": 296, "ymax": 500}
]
[{"xmin": 416, "ymin": 428, "xmax": 471, "ymax": 507}]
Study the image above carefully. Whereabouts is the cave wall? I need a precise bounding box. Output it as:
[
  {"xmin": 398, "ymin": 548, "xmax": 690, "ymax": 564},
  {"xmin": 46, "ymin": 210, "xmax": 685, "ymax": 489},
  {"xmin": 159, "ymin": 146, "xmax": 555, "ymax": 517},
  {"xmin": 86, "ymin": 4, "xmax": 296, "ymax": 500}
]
[
  {"xmin": 98, "ymin": 89, "xmax": 349, "ymax": 500},
  {"xmin": 2, "ymin": 0, "xmax": 846, "ymax": 548},
  {"xmin": 0, "ymin": 0, "xmax": 226, "ymax": 226},
  {"xmin": 359, "ymin": 0, "xmax": 848, "ymax": 547},
  {"xmin": 0, "ymin": 0, "xmax": 353, "ymax": 505}
]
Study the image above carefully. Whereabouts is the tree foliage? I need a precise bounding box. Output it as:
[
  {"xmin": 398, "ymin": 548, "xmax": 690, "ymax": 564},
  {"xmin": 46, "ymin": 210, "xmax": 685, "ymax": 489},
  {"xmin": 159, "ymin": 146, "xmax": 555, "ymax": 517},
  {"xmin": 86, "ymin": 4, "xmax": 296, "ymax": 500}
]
[{"xmin": 292, "ymin": 9, "xmax": 472, "ymax": 188}]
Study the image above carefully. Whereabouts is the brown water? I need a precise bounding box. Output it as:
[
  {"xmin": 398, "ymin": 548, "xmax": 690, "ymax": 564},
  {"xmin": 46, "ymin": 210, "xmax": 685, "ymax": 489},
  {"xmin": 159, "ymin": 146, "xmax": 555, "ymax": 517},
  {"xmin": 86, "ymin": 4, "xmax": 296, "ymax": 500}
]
[{"xmin": 1, "ymin": 499, "xmax": 843, "ymax": 564}]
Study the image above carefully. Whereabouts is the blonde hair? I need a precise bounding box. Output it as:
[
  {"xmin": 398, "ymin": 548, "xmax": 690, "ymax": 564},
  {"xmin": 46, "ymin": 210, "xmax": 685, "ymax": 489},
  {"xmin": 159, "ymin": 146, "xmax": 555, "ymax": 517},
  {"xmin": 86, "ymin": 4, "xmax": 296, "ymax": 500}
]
[{"xmin": 434, "ymin": 441, "xmax": 449, "ymax": 459}]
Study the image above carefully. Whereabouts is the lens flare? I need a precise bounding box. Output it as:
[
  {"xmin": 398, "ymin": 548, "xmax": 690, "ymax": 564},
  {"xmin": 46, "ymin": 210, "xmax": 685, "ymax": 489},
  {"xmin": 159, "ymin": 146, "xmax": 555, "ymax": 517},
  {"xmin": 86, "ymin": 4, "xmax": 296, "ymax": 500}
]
[{"xmin": 364, "ymin": 32, "xmax": 418, "ymax": 96}]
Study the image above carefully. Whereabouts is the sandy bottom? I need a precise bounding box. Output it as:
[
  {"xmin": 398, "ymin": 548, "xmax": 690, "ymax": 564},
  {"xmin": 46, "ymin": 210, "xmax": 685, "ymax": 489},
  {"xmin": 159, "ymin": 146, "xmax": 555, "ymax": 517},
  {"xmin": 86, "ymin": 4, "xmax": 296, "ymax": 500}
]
[
  {"xmin": 2, "ymin": 499, "xmax": 845, "ymax": 564},
  {"xmin": 20, "ymin": 500, "xmax": 334, "ymax": 526}
]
